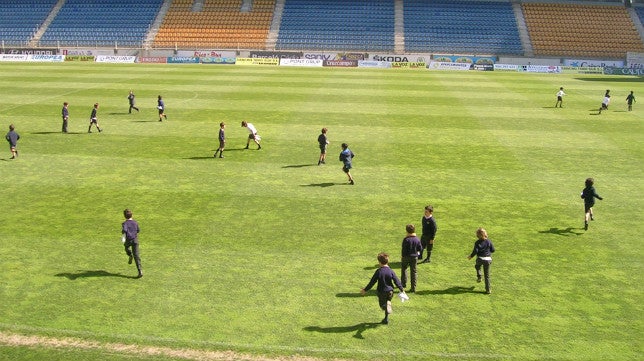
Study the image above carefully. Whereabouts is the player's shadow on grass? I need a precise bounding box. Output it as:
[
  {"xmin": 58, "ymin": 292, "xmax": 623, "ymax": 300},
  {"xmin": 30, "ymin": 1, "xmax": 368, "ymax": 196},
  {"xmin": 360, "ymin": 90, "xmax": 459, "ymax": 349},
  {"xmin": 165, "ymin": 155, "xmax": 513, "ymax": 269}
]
[
  {"xmin": 31, "ymin": 131, "xmax": 85, "ymax": 135},
  {"xmin": 55, "ymin": 270, "xmax": 138, "ymax": 280},
  {"xmin": 108, "ymin": 112, "xmax": 131, "ymax": 115},
  {"xmin": 539, "ymin": 227, "xmax": 584, "ymax": 236},
  {"xmin": 304, "ymin": 323, "xmax": 381, "ymax": 339},
  {"xmin": 283, "ymin": 164, "xmax": 315, "ymax": 168},
  {"xmin": 417, "ymin": 286, "xmax": 478, "ymax": 295},
  {"xmin": 301, "ymin": 182, "xmax": 337, "ymax": 187}
]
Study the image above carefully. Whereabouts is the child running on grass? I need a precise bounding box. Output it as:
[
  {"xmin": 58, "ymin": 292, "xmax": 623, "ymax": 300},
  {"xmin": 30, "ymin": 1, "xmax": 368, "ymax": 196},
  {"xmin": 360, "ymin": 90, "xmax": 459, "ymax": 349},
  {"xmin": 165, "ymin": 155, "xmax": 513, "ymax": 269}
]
[
  {"xmin": 122, "ymin": 209, "xmax": 142, "ymax": 278},
  {"xmin": 5, "ymin": 124, "xmax": 19, "ymax": 159},
  {"xmin": 361, "ymin": 252, "xmax": 405, "ymax": 325},
  {"xmin": 581, "ymin": 177, "xmax": 603, "ymax": 230}
]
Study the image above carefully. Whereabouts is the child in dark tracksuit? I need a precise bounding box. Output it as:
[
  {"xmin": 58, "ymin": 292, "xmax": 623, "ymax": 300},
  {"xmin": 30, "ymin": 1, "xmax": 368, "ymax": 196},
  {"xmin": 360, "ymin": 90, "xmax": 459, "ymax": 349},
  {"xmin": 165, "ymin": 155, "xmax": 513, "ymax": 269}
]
[
  {"xmin": 361, "ymin": 253, "xmax": 404, "ymax": 324},
  {"xmin": 122, "ymin": 209, "xmax": 142, "ymax": 278},
  {"xmin": 581, "ymin": 177, "xmax": 603, "ymax": 230},
  {"xmin": 468, "ymin": 228, "xmax": 495, "ymax": 294}
]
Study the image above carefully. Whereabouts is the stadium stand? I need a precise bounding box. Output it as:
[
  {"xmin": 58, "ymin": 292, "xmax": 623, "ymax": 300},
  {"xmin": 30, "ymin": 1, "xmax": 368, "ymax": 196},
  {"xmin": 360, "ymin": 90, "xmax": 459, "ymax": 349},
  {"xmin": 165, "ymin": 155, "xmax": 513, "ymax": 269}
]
[
  {"xmin": 522, "ymin": 2, "xmax": 644, "ymax": 58},
  {"xmin": 403, "ymin": 0, "xmax": 523, "ymax": 55},
  {"xmin": 275, "ymin": 0, "xmax": 395, "ymax": 51},
  {"xmin": 635, "ymin": 6, "xmax": 644, "ymax": 24},
  {"xmin": 0, "ymin": 0, "xmax": 57, "ymax": 46},
  {"xmin": 38, "ymin": 0, "xmax": 163, "ymax": 47},
  {"xmin": 153, "ymin": 0, "xmax": 274, "ymax": 49}
]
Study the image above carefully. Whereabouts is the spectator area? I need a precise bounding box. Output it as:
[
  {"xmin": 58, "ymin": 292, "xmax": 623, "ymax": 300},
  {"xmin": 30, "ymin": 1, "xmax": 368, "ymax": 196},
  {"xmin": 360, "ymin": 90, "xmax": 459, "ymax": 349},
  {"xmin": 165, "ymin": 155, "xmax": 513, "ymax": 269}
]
[
  {"xmin": 276, "ymin": 0, "xmax": 395, "ymax": 51},
  {"xmin": 635, "ymin": 6, "xmax": 644, "ymax": 25},
  {"xmin": 0, "ymin": 0, "xmax": 57, "ymax": 46},
  {"xmin": 404, "ymin": 0, "xmax": 523, "ymax": 55},
  {"xmin": 153, "ymin": 0, "xmax": 274, "ymax": 49},
  {"xmin": 522, "ymin": 2, "xmax": 644, "ymax": 58},
  {"xmin": 39, "ymin": 0, "xmax": 162, "ymax": 47}
]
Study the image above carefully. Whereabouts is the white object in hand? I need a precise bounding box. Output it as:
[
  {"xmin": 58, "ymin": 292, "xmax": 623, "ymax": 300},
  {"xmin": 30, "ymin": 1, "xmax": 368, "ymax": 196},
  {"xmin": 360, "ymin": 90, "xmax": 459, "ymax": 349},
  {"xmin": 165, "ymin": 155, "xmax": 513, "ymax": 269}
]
[
  {"xmin": 398, "ymin": 292, "xmax": 409, "ymax": 302},
  {"xmin": 121, "ymin": 234, "xmax": 126, "ymax": 243}
]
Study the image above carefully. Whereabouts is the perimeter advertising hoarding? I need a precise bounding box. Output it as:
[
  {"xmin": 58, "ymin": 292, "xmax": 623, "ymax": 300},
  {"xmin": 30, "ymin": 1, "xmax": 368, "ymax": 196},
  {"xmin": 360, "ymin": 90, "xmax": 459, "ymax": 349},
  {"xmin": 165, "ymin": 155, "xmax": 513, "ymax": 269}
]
[
  {"xmin": 324, "ymin": 60, "xmax": 358, "ymax": 67},
  {"xmin": 95, "ymin": 56, "xmax": 136, "ymax": 63},
  {"xmin": 280, "ymin": 58, "xmax": 323, "ymax": 67},
  {"xmin": 236, "ymin": 58, "xmax": 279, "ymax": 66},
  {"xmin": 137, "ymin": 57, "xmax": 167, "ymax": 64},
  {"xmin": 0, "ymin": 54, "xmax": 28, "ymax": 61},
  {"xmin": 27, "ymin": 55, "xmax": 64, "ymax": 62},
  {"xmin": 249, "ymin": 51, "xmax": 302, "ymax": 59},
  {"xmin": 604, "ymin": 67, "xmax": 644, "ymax": 76},
  {"xmin": 2, "ymin": 48, "xmax": 57, "ymax": 55},
  {"xmin": 201, "ymin": 57, "xmax": 236, "ymax": 64},
  {"xmin": 167, "ymin": 57, "xmax": 199, "ymax": 64}
]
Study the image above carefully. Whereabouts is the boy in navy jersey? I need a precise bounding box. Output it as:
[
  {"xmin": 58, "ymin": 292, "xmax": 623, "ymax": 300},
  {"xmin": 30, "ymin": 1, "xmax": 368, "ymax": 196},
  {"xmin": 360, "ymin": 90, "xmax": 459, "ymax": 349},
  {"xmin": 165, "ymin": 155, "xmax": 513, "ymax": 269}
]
[
  {"xmin": 361, "ymin": 252, "xmax": 405, "ymax": 324},
  {"xmin": 122, "ymin": 209, "xmax": 142, "ymax": 278}
]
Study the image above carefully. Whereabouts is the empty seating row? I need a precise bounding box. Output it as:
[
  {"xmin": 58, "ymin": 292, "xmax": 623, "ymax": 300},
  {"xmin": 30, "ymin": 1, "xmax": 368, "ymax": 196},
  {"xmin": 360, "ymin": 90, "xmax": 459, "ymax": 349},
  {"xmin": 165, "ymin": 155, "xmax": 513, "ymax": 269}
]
[{"xmin": 522, "ymin": 2, "xmax": 644, "ymax": 58}]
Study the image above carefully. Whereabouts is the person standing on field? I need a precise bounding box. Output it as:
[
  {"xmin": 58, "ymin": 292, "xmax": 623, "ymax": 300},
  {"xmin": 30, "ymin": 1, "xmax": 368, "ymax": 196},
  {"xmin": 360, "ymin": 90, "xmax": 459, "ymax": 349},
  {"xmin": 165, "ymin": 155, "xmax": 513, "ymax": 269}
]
[
  {"xmin": 214, "ymin": 122, "xmax": 226, "ymax": 158},
  {"xmin": 317, "ymin": 127, "xmax": 329, "ymax": 165},
  {"xmin": 128, "ymin": 90, "xmax": 139, "ymax": 113},
  {"xmin": 5, "ymin": 124, "xmax": 19, "ymax": 159},
  {"xmin": 400, "ymin": 224, "xmax": 422, "ymax": 293},
  {"xmin": 61, "ymin": 102, "xmax": 69, "ymax": 133},
  {"xmin": 88, "ymin": 103, "xmax": 102, "ymax": 133},
  {"xmin": 626, "ymin": 91, "xmax": 635, "ymax": 111},
  {"xmin": 241, "ymin": 121, "xmax": 261, "ymax": 150},
  {"xmin": 157, "ymin": 95, "xmax": 167, "ymax": 121},
  {"xmin": 360, "ymin": 252, "xmax": 405, "ymax": 325},
  {"xmin": 555, "ymin": 87, "xmax": 565, "ymax": 108},
  {"xmin": 339, "ymin": 143, "xmax": 355, "ymax": 185},
  {"xmin": 467, "ymin": 227, "xmax": 495, "ymax": 294},
  {"xmin": 598, "ymin": 90, "xmax": 610, "ymax": 114},
  {"xmin": 581, "ymin": 177, "xmax": 603, "ymax": 231},
  {"xmin": 122, "ymin": 208, "xmax": 142, "ymax": 278},
  {"xmin": 419, "ymin": 205, "xmax": 437, "ymax": 264}
]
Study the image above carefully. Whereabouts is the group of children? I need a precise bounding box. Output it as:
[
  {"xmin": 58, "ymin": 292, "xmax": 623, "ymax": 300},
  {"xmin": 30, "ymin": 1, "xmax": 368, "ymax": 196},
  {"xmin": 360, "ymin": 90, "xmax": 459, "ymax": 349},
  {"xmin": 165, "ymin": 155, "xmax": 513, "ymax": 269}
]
[
  {"xmin": 361, "ymin": 221, "xmax": 496, "ymax": 325},
  {"xmin": 360, "ymin": 176, "xmax": 603, "ymax": 324},
  {"xmin": 555, "ymin": 87, "xmax": 636, "ymax": 113},
  {"xmin": 58, "ymin": 92, "xmax": 168, "ymax": 135}
]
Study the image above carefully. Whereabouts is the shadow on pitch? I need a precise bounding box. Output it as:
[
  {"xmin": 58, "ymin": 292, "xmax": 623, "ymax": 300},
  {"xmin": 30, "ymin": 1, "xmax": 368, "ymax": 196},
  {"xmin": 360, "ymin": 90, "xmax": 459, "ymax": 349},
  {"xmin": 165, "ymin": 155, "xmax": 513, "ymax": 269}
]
[
  {"xmin": 301, "ymin": 182, "xmax": 337, "ymax": 188},
  {"xmin": 416, "ymin": 286, "xmax": 479, "ymax": 295},
  {"xmin": 575, "ymin": 77, "xmax": 644, "ymax": 83},
  {"xmin": 304, "ymin": 322, "xmax": 381, "ymax": 339},
  {"xmin": 283, "ymin": 164, "xmax": 315, "ymax": 168},
  {"xmin": 539, "ymin": 227, "xmax": 584, "ymax": 236},
  {"xmin": 31, "ymin": 131, "xmax": 85, "ymax": 135},
  {"xmin": 55, "ymin": 270, "xmax": 138, "ymax": 280}
]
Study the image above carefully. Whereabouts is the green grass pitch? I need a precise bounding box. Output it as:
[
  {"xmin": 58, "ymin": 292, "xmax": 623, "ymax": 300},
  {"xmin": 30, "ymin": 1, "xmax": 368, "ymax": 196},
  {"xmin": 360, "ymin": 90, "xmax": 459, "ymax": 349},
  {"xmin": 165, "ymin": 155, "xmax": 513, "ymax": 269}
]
[{"xmin": 0, "ymin": 62, "xmax": 642, "ymax": 361}]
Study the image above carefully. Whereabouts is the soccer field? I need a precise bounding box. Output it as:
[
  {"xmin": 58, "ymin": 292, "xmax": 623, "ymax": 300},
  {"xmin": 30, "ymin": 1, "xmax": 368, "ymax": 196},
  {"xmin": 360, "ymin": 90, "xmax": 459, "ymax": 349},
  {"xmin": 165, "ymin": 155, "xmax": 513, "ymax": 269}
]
[{"xmin": 0, "ymin": 63, "xmax": 642, "ymax": 361}]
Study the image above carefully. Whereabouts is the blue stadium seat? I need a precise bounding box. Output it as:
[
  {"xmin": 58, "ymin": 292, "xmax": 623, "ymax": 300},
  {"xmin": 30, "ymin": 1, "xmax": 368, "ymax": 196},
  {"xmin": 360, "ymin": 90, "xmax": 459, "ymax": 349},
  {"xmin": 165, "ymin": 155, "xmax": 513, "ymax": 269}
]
[{"xmin": 39, "ymin": 0, "xmax": 163, "ymax": 47}]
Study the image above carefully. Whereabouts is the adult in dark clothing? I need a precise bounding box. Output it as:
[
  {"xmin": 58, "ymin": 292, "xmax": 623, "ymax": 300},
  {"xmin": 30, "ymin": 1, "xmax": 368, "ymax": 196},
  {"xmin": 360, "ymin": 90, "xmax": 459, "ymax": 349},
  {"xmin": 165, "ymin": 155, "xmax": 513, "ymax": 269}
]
[
  {"xmin": 361, "ymin": 252, "xmax": 405, "ymax": 325},
  {"xmin": 128, "ymin": 90, "xmax": 139, "ymax": 113},
  {"xmin": 581, "ymin": 177, "xmax": 603, "ymax": 230},
  {"xmin": 122, "ymin": 209, "xmax": 142, "ymax": 278},
  {"xmin": 61, "ymin": 102, "xmax": 69, "ymax": 133},
  {"xmin": 400, "ymin": 224, "xmax": 422, "ymax": 293},
  {"xmin": 419, "ymin": 205, "xmax": 437, "ymax": 264},
  {"xmin": 467, "ymin": 227, "xmax": 495, "ymax": 294}
]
